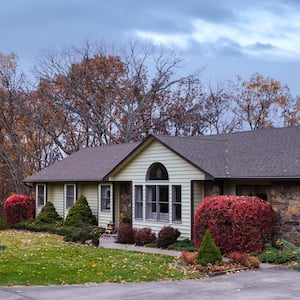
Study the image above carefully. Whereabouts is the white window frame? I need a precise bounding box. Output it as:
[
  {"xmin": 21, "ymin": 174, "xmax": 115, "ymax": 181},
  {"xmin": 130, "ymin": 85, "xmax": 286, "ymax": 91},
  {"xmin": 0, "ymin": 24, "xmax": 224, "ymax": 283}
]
[
  {"xmin": 100, "ymin": 184, "xmax": 112, "ymax": 212},
  {"xmin": 172, "ymin": 185, "xmax": 182, "ymax": 222},
  {"xmin": 36, "ymin": 184, "xmax": 46, "ymax": 207},
  {"xmin": 65, "ymin": 184, "xmax": 76, "ymax": 210},
  {"xmin": 135, "ymin": 185, "xmax": 143, "ymax": 219},
  {"xmin": 146, "ymin": 185, "xmax": 169, "ymax": 221}
]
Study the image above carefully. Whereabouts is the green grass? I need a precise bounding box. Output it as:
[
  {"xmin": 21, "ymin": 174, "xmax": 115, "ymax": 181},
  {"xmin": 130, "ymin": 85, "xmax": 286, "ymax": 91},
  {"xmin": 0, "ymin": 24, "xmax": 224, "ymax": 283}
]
[{"xmin": 0, "ymin": 230, "xmax": 198, "ymax": 286}]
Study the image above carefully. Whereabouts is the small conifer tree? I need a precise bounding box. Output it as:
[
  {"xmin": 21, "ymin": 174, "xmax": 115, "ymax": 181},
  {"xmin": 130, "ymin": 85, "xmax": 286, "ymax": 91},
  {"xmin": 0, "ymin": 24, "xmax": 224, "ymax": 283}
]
[
  {"xmin": 35, "ymin": 202, "xmax": 62, "ymax": 224},
  {"xmin": 196, "ymin": 229, "xmax": 222, "ymax": 265},
  {"xmin": 64, "ymin": 195, "xmax": 97, "ymax": 227}
]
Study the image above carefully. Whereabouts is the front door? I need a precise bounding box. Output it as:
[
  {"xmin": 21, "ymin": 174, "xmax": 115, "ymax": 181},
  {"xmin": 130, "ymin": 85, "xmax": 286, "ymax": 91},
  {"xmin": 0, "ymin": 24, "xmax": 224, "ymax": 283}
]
[{"xmin": 119, "ymin": 182, "xmax": 131, "ymax": 224}]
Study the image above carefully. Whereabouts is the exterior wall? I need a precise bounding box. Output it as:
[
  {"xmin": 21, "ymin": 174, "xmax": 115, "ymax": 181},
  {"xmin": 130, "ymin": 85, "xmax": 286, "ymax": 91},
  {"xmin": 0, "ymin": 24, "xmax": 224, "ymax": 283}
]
[
  {"xmin": 38, "ymin": 182, "xmax": 114, "ymax": 227},
  {"xmin": 223, "ymin": 180, "xmax": 300, "ymax": 246},
  {"xmin": 47, "ymin": 183, "xmax": 64, "ymax": 217},
  {"xmin": 78, "ymin": 183, "xmax": 98, "ymax": 220},
  {"xmin": 271, "ymin": 183, "xmax": 300, "ymax": 246},
  {"xmin": 192, "ymin": 181, "xmax": 204, "ymax": 217},
  {"xmin": 110, "ymin": 140, "xmax": 205, "ymax": 239}
]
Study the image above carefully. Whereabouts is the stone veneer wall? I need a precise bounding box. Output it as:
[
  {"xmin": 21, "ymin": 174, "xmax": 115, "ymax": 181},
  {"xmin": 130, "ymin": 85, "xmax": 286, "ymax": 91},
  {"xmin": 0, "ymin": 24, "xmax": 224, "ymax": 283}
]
[{"xmin": 270, "ymin": 183, "xmax": 300, "ymax": 246}]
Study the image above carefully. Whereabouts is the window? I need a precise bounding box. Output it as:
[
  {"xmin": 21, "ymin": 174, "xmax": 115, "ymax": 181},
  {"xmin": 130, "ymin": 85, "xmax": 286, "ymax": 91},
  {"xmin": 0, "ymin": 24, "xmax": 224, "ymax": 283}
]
[
  {"xmin": 135, "ymin": 185, "xmax": 143, "ymax": 219},
  {"xmin": 65, "ymin": 184, "xmax": 76, "ymax": 209},
  {"xmin": 236, "ymin": 185, "xmax": 269, "ymax": 201},
  {"xmin": 146, "ymin": 185, "xmax": 169, "ymax": 221},
  {"xmin": 36, "ymin": 184, "xmax": 46, "ymax": 207},
  {"xmin": 101, "ymin": 185, "xmax": 111, "ymax": 211},
  {"xmin": 172, "ymin": 185, "xmax": 181, "ymax": 222},
  {"xmin": 146, "ymin": 162, "xmax": 169, "ymax": 180}
]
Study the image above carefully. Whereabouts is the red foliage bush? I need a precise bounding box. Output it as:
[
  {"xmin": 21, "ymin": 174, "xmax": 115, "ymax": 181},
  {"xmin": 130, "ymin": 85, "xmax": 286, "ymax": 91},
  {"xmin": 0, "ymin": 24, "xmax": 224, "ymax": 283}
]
[
  {"xmin": 3, "ymin": 194, "xmax": 35, "ymax": 226},
  {"xmin": 117, "ymin": 223, "xmax": 136, "ymax": 244},
  {"xmin": 229, "ymin": 251, "xmax": 249, "ymax": 265},
  {"xmin": 193, "ymin": 195, "xmax": 276, "ymax": 254},
  {"xmin": 157, "ymin": 226, "xmax": 180, "ymax": 248},
  {"xmin": 181, "ymin": 251, "xmax": 197, "ymax": 265},
  {"xmin": 135, "ymin": 227, "xmax": 156, "ymax": 245}
]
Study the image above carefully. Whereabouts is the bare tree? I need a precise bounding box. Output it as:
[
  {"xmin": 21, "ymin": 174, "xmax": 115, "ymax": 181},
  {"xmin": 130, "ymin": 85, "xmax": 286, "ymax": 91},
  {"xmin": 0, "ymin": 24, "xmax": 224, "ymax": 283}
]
[{"xmin": 233, "ymin": 73, "xmax": 297, "ymax": 130}]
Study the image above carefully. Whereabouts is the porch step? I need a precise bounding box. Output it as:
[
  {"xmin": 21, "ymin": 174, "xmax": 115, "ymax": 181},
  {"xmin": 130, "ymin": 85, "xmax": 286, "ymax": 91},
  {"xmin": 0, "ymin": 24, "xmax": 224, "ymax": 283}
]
[{"xmin": 101, "ymin": 233, "xmax": 118, "ymax": 240}]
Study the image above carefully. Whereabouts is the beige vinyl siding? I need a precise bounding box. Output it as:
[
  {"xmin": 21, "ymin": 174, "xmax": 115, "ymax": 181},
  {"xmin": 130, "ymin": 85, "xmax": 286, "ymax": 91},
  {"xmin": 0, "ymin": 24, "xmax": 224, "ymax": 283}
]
[
  {"xmin": 78, "ymin": 183, "xmax": 98, "ymax": 220},
  {"xmin": 193, "ymin": 181, "xmax": 204, "ymax": 217},
  {"xmin": 47, "ymin": 183, "xmax": 64, "ymax": 217},
  {"xmin": 111, "ymin": 140, "xmax": 205, "ymax": 239}
]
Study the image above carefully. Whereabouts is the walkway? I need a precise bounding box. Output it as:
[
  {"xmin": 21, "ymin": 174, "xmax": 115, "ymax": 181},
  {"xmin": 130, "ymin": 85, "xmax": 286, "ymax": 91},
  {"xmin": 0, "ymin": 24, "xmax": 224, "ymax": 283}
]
[{"xmin": 99, "ymin": 235, "xmax": 181, "ymax": 256}]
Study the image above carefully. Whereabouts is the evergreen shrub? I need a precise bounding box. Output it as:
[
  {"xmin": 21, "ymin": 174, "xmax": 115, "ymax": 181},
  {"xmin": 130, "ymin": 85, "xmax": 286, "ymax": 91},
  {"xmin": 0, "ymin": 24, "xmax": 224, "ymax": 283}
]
[
  {"xmin": 3, "ymin": 194, "xmax": 35, "ymax": 226},
  {"xmin": 63, "ymin": 225, "xmax": 100, "ymax": 246},
  {"xmin": 196, "ymin": 229, "xmax": 222, "ymax": 265},
  {"xmin": 64, "ymin": 195, "xmax": 97, "ymax": 227},
  {"xmin": 35, "ymin": 201, "xmax": 62, "ymax": 224},
  {"xmin": 193, "ymin": 195, "xmax": 276, "ymax": 254},
  {"xmin": 258, "ymin": 247, "xmax": 297, "ymax": 264}
]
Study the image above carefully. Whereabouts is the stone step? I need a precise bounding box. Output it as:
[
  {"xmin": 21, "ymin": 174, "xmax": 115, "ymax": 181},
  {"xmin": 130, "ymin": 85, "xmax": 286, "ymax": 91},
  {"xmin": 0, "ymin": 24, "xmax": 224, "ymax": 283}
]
[{"xmin": 101, "ymin": 233, "xmax": 118, "ymax": 240}]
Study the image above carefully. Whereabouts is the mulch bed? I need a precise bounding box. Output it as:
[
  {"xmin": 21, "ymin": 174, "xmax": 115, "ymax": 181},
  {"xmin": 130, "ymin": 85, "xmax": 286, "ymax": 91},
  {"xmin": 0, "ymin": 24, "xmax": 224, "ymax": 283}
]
[{"xmin": 171, "ymin": 260, "xmax": 255, "ymax": 278}]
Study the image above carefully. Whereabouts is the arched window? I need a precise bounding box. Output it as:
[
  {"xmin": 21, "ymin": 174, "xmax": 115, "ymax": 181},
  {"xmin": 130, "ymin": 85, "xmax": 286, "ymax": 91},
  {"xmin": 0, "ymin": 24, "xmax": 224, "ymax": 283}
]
[{"xmin": 146, "ymin": 162, "xmax": 169, "ymax": 180}]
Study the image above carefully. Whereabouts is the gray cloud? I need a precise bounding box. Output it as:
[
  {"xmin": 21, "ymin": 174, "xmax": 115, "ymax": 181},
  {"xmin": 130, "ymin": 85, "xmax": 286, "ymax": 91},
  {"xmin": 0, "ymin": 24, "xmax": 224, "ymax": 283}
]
[{"xmin": 0, "ymin": 0, "xmax": 299, "ymax": 95}]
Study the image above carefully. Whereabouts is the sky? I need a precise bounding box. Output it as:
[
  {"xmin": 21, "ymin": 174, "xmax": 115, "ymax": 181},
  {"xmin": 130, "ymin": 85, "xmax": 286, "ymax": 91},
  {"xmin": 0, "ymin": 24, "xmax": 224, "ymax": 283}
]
[{"xmin": 1, "ymin": 0, "xmax": 300, "ymax": 95}]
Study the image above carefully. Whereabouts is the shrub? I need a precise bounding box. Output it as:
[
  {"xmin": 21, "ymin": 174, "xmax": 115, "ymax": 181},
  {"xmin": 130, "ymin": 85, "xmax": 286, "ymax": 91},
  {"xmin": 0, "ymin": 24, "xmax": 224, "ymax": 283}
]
[
  {"xmin": 64, "ymin": 195, "xmax": 97, "ymax": 227},
  {"xmin": 193, "ymin": 195, "xmax": 276, "ymax": 254},
  {"xmin": 196, "ymin": 229, "xmax": 222, "ymax": 266},
  {"xmin": 181, "ymin": 251, "xmax": 197, "ymax": 265},
  {"xmin": 135, "ymin": 227, "xmax": 156, "ymax": 246},
  {"xmin": 168, "ymin": 239, "xmax": 197, "ymax": 252},
  {"xmin": 258, "ymin": 247, "xmax": 297, "ymax": 264},
  {"xmin": 12, "ymin": 220, "xmax": 72, "ymax": 236},
  {"xmin": 0, "ymin": 244, "xmax": 7, "ymax": 250},
  {"xmin": 117, "ymin": 223, "xmax": 136, "ymax": 244},
  {"xmin": 63, "ymin": 225, "xmax": 100, "ymax": 246},
  {"xmin": 35, "ymin": 202, "xmax": 62, "ymax": 224},
  {"xmin": 156, "ymin": 226, "xmax": 180, "ymax": 248},
  {"xmin": 229, "ymin": 251, "xmax": 249, "ymax": 265},
  {"xmin": 3, "ymin": 194, "xmax": 35, "ymax": 226},
  {"xmin": 291, "ymin": 263, "xmax": 300, "ymax": 271},
  {"xmin": 0, "ymin": 214, "xmax": 7, "ymax": 229}
]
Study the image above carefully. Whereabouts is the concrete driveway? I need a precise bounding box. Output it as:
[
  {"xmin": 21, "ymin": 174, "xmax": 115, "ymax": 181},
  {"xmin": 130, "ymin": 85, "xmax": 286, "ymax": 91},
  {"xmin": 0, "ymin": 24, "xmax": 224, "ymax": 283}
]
[{"xmin": 1, "ymin": 265, "xmax": 300, "ymax": 300}]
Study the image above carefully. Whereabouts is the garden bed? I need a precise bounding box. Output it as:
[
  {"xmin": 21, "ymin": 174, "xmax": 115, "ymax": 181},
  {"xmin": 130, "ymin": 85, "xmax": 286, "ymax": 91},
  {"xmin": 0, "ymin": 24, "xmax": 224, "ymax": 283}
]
[{"xmin": 171, "ymin": 258, "xmax": 255, "ymax": 278}]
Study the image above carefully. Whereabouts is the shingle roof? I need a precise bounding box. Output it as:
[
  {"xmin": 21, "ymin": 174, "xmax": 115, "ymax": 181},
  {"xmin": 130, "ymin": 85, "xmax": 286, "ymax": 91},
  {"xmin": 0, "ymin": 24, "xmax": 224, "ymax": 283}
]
[
  {"xmin": 154, "ymin": 126, "xmax": 300, "ymax": 178},
  {"xmin": 24, "ymin": 126, "xmax": 300, "ymax": 183},
  {"xmin": 24, "ymin": 142, "xmax": 140, "ymax": 183}
]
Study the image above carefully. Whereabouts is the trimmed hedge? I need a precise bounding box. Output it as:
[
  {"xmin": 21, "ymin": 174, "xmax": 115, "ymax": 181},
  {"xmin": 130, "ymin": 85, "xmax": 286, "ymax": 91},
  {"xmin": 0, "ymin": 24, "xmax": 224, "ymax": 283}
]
[
  {"xmin": 3, "ymin": 194, "xmax": 35, "ymax": 226},
  {"xmin": 193, "ymin": 195, "xmax": 276, "ymax": 254}
]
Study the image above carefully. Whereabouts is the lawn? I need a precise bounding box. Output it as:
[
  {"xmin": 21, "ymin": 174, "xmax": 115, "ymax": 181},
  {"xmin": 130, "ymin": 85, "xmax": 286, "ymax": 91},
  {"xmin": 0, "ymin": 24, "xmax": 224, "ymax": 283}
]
[{"xmin": 0, "ymin": 230, "xmax": 197, "ymax": 286}]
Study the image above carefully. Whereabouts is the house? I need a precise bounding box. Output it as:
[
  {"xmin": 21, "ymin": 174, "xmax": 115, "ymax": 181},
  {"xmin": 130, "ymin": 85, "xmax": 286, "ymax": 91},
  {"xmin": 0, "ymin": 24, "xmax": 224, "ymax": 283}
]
[{"xmin": 23, "ymin": 126, "xmax": 300, "ymax": 245}]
